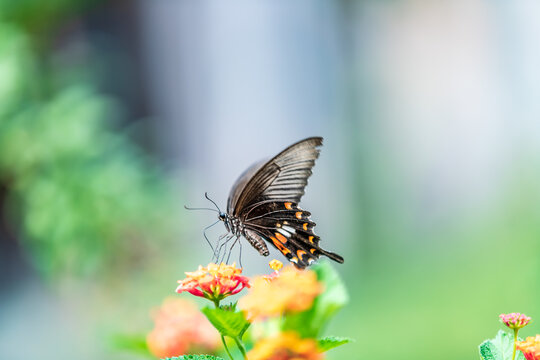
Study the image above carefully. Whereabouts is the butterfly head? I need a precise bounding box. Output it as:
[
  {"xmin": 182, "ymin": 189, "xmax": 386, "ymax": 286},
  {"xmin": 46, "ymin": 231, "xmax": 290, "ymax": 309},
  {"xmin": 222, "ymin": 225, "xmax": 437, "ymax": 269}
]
[
  {"xmin": 218, "ymin": 212, "xmax": 230, "ymax": 231},
  {"xmin": 218, "ymin": 212, "xmax": 226, "ymax": 222}
]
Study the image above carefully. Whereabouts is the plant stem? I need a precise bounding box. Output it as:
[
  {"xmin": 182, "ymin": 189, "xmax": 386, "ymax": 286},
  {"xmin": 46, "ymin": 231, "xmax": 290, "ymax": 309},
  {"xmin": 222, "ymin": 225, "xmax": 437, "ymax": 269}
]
[
  {"xmin": 212, "ymin": 300, "xmax": 235, "ymax": 359},
  {"xmin": 512, "ymin": 328, "xmax": 518, "ymax": 360},
  {"xmin": 221, "ymin": 335, "xmax": 234, "ymax": 360},
  {"xmin": 234, "ymin": 337, "xmax": 248, "ymax": 360}
]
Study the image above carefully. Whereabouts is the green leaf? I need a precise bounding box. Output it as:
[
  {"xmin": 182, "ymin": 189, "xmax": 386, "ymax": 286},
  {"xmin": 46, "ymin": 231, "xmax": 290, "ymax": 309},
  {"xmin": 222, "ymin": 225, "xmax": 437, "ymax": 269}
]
[
  {"xmin": 317, "ymin": 336, "xmax": 352, "ymax": 352},
  {"xmin": 220, "ymin": 301, "xmax": 238, "ymax": 312},
  {"xmin": 282, "ymin": 261, "xmax": 348, "ymax": 337},
  {"xmin": 110, "ymin": 333, "xmax": 150, "ymax": 356},
  {"xmin": 201, "ymin": 307, "xmax": 250, "ymax": 339},
  {"xmin": 478, "ymin": 330, "xmax": 524, "ymax": 360},
  {"xmin": 162, "ymin": 356, "xmax": 225, "ymax": 360},
  {"xmin": 312, "ymin": 261, "xmax": 349, "ymax": 322}
]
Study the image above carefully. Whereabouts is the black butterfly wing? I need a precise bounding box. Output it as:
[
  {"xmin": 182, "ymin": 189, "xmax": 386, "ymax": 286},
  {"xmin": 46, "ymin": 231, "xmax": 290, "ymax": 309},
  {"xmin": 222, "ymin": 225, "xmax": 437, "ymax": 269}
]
[
  {"xmin": 227, "ymin": 136, "xmax": 323, "ymax": 216},
  {"xmin": 242, "ymin": 201, "xmax": 344, "ymax": 269},
  {"xmin": 226, "ymin": 159, "xmax": 268, "ymax": 215},
  {"xmin": 226, "ymin": 137, "xmax": 344, "ymax": 268}
]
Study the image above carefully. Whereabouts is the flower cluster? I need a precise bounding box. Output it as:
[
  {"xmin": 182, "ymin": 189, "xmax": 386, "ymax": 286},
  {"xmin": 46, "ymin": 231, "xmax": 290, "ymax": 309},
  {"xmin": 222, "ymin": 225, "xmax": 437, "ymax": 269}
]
[
  {"xmin": 517, "ymin": 335, "xmax": 540, "ymax": 360},
  {"xmin": 239, "ymin": 264, "xmax": 322, "ymax": 320},
  {"xmin": 146, "ymin": 298, "xmax": 220, "ymax": 358},
  {"xmin": 162, "ymin": 260, "xmax": 345, "ymax": 360},
  {"xmin": 176, "ymin": 262, "xmax": 250, "ymax": 305},
  {"xmin": 500, "ymin": 313, "xmax": 532, "ymax": 330},
  {"xmin": 247, "ymin": 332, "xmax": 323, "ymax": 360}
]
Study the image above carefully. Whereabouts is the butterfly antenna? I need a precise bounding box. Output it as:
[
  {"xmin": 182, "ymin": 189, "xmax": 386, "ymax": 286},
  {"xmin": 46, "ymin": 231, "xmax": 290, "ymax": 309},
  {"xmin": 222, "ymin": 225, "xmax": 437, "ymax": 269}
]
[
  {"xmin": 184, "ymin": 205, "xmax": 219, "ymax": 212},
  {"xmin": 205, "ymin": 192, "xmax": 222, "ymax": 213}
]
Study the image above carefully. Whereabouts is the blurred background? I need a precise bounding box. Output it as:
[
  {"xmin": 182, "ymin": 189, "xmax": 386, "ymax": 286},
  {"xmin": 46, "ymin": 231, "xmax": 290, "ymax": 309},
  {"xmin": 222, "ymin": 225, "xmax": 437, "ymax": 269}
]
[{"xmin": 1, "ymin": 0, "xmax": 539, "ymax": 359}]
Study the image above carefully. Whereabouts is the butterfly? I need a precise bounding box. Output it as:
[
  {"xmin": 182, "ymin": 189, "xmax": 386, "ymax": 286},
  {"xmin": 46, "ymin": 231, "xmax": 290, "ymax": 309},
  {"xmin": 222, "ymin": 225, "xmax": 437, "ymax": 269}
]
[{"xmin": 209, "ymin": 136, "xmax": 344, "ymax": 269}]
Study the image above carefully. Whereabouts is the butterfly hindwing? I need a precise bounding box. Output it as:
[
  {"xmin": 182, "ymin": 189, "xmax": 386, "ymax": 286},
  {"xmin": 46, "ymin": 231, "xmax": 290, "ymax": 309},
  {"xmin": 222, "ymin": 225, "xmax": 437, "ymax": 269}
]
[{"xmin": 244, "ymin": 201, "xmax": 343, "ymax": 269}]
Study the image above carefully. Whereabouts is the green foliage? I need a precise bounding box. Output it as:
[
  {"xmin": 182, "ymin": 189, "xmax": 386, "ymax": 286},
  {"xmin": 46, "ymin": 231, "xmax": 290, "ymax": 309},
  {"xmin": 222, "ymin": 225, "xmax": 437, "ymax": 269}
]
[
  {"xmin": 283, "ymin": 261, "xmax": 349, "ymax": 338},
  {"xmin": 111, "ymin": 333, "xmax": 150, "ymax": 357},
  {"xmin": 162, "ymin": 356, "xmax": 224, "ymax": 360},
  {"xmin": 479, "ymin": 331, "xmax": 524, "ymax": 360},
  {"xmin": 0, "ymin": 0, "xmax": 101, "ymax": 33},
  {"xmin": 317, "ymin": 336, "xmax": 352, "ymax": 352},
  {"xmin": 0, "ymin": 23, "xmax": 38, "ymax": 120},
  {"xmin": 311, "ymin": 261, "xmax": 349, "ymax": 328},
  {"xmin": 219, "ymin": 302, "xmax": 238, "ymax": 312},
  {"xmin": 0, "ymin": 85, "xmax": 175, "ymax": 277},
  {"xmin": 202, "ymin": 307, "xmax": 250, "ymax": 339},
  {"xmin": 0, "ymin": 19, "xmax": 177, "ymax": 278}
]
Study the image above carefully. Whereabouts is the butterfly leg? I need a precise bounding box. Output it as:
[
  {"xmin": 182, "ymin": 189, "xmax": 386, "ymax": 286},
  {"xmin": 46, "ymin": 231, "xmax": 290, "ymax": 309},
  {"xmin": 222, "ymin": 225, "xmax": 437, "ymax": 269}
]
[
  {"xmin": 238, "ymin": 240, "xmax": 243, "ymax": 268},
  {"xmin": 213, "ymin": 233, "xmax": 235, "ymax": 263},
  {"xmin": 216, "ymin": 234, "xmax": 235, "ymax": 263},
  {"xmin": 212, "ymin": 232, "xmax": 231, "ymax": 260},
  {"xmin": 225, "ymin": 236, "xmax": 240, "ymax": 264},
  {"xmin": 202, "ymin": 220, "xmax": 220, "ymax": 252}
]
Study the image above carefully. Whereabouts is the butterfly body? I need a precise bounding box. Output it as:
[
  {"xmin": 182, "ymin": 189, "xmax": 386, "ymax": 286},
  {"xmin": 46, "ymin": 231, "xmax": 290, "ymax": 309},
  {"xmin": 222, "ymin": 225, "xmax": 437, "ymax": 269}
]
[
  {"xmin": 219, "ymin": 212, "xmax": 269, "ymax": 255},
  {"xmin": 218, "ymin": 137, "xmax": 344, "ymax": 269}
]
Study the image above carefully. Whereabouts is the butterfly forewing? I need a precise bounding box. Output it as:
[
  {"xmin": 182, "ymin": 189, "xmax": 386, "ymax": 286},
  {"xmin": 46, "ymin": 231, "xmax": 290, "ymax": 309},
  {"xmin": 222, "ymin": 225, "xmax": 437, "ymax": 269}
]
[
  {"xmin": 226, "ymin": 159, "xmax": 267, "ymax": 213},
  {"xmin": 228, "ymin": 137, "xmax": 323, "ymax": 216}
]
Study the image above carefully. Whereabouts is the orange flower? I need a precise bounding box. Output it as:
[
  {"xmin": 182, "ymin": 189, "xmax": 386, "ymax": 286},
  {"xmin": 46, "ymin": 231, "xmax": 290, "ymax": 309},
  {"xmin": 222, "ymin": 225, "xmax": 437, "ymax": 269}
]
[
  {"xmin": 263, "ymin": 259, "xmax": 284, "ymax": 281},
  {"xmin": 517, "ymin": 335, "xmax": 540, "ymax": 360},
  {"xmin": 176, "ymin": 262, "xmax": 250, "ymax": 304},
  {"xmin": 247, "ymin": 332, "xmax": 323, "ymax": 360},
  {"xmin": 146, "ymin": 298, "xmax": 220, "ymax": 358},
  {"xmin": 239, "ymin": 265, "xmax": 322, "ymax": 320},
  {"xmin": 269, "ymin": 259, "xmax": 284, "ymax": 271}
]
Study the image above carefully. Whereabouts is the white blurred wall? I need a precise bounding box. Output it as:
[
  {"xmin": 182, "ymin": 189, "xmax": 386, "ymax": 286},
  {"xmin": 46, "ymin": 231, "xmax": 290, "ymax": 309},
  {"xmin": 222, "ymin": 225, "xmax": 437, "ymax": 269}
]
[{"xmin": 137, "ymin": 0, "xmax": 540, "ymax": 261}]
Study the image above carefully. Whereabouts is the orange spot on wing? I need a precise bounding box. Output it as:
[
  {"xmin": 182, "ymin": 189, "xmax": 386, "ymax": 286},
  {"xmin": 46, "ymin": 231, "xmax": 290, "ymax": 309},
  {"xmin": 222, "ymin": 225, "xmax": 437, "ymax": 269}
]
[
  {"xmin": 310, "ymin": 248, "xmax": 317, "ymax": 254},
  {"xmin": 308, "ymin": 236, "xmax": 314, "ymax": 244},
  {"xmin": 284, "ymin": 202, "xmax": 293, "ymax": 210},
  {"xmin": 271, "ymin": 237, "xmax": 291, "ymax": 254},
  {"xmin": 297, "ymin": 250, "xmax": 307, "ymax": 260},
  {"xmin": 275, "ymin": 232, "xmax": 288, "ymax": 244},
  {"xmin": 295, "ymin": 211, "xmax": 302, "ymax": 219},
  {"xmin": 303, "ymin": 223, "xmax": 308, "ymax": 231}
]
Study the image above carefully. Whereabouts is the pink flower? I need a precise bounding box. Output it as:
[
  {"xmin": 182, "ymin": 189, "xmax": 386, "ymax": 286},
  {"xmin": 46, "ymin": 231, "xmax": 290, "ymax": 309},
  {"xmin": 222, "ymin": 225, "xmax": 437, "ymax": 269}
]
[
  {"xmin": 146, "ymin": 298, "xmax": 220, "ymax": 358},
  {"xmin": 500, "ymin": 313, "xmax": 532, "ymax": 330},
  {"xmin": 176, "ymin": 262, "xmax": 250, "ymax": 304}
]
